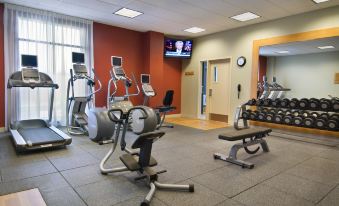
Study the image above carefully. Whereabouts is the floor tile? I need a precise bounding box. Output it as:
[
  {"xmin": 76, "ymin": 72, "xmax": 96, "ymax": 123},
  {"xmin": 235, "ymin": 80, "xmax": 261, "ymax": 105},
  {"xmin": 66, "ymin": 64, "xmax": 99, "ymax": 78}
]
[
  {"xmin": 233, "ymin": 184, "xmax": 314, "ymax": 206},
  {"xmin": 61, "ymin": 164, "xmax": 110, "ymax": 187},
  {"xmin": 317, "ymin": 186, "xmax": 339, "ymax": 206},
  {"xmin": 48, "ymin": 151, "xmax": 98, "ymax": 171},
  {"xmin": 286, "ymin": 164, "xmax": 339, "ymax": 186},
  {"xmin": 75, "ymin": 178, "xmax": 143, "ymax": 206},
  {"xmin": 155, "ymin": 180, "xmax": 227, "ymax": 206},
  {"xmin": 215, "ymin": 199, "xmax": 245, "ymax": 206},
  {"xmin": 192, "ymin": 171, "xmax": 257, "ymax": 198},
  {"xmin": 41, "ymin": 186, "xmax": 87, "ymax": 206},
  {"xmin": 1, "ymin": 160, "xmax": 57, "ymax": 182},
  {"xmin": 113, "ymin": 196, "xmax": 168, "ymax": 206},
  {"xmin": 263, "ymin": 173, "xmax": 334, "ymax": 203},
  {"xmin": 0, "ymin": 173, "xmax": 69, "ymax": 196},
  {"xmin": 316, "ymin": 148, "xmax": 339, "ymax": 162}
]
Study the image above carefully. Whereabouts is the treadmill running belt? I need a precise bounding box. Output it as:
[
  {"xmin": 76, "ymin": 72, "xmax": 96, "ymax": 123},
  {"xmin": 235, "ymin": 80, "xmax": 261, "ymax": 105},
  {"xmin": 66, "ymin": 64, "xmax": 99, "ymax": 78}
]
[{"xmin": 18, "ymin": 127, "xmax": 64, "ymax": 146}]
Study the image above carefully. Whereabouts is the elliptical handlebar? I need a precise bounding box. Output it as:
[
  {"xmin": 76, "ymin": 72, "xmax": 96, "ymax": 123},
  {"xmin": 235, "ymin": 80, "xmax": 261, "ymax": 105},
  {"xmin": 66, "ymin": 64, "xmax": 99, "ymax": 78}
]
[
  {"xmin": 107, "ymin": 67, "xmax": 140, "ymax": 107},
  {"xmin": 88, "ymin": 68, "xmax": 102, "ymax": 98}
]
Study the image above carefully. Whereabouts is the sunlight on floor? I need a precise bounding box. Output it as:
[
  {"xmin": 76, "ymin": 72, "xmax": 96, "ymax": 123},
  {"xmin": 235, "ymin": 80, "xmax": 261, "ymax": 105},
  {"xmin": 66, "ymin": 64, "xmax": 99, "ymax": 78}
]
[{"xmin": 165, "ymin": 117, "xmax": 230, "ymax": 130}]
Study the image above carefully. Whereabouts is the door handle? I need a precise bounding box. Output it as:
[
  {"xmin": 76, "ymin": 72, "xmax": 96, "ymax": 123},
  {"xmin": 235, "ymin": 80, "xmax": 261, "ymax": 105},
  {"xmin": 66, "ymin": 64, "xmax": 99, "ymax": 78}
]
[{"xmin": 209, "ymin": 89, "xmax": 212, "ymax": 97}]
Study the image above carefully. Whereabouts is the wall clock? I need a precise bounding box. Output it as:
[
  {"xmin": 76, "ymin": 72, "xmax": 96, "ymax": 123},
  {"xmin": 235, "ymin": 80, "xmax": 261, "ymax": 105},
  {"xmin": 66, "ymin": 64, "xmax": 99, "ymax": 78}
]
[{"xmin": 237, "ymin": 56, "xmax": 246, "ymax": 67}]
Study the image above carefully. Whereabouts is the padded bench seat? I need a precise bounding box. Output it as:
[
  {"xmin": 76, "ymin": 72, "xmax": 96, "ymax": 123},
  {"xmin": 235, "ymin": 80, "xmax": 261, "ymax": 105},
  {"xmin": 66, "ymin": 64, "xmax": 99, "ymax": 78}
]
[
  {"xmin": 219, "ymin": 128, "xmax": 272, "ymax": 141},
  {"xmin": 214, "ymin": 127, "xmax": 271, "ymax": 169},
  {"xmin": 120, "ymin": 153, "xmax": 158, "ymax": 171}
]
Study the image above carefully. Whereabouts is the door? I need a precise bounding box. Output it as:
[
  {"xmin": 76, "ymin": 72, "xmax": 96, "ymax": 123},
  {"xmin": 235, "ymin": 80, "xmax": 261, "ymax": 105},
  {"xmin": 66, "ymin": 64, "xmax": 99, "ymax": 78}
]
[{"xmin": 207, "ymin": 59, "xmax": 230, "ymax": 122}]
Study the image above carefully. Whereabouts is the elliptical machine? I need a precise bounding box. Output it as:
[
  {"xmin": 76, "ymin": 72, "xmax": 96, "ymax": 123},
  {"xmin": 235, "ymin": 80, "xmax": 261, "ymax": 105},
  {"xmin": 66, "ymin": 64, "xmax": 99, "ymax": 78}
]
[
  {"xmin": 66, "ymin": 52, "xmax": 114, "ymax": 142},
  {"xmin": 107, "ymin": 56, "xmax": 140, "ymax": 111}
]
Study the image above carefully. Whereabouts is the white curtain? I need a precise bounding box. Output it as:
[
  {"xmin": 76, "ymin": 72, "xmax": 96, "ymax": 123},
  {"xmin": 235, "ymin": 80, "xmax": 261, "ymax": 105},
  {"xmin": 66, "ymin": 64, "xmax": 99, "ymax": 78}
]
[{"xmin": 4, "ymin": 4, "xmax": 93, "ymax": 127}]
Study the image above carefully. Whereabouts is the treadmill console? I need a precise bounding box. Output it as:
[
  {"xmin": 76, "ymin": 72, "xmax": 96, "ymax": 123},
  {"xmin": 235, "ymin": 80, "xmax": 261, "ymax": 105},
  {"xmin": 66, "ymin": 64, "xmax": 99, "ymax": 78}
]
[
  {"xmin": 21, "ymin": 68, "xmax": 40, "ymax": 84},
  {"xmin": 112, "ymin": 66, "xmax": 126, "ymax": 80},
  {"xmin": 73, "ymin": 64, "xmax": 88, "ymax": 76}
]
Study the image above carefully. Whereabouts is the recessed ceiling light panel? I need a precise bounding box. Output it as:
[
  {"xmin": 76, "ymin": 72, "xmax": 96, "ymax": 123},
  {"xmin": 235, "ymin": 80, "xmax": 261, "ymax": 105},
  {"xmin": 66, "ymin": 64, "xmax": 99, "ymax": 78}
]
[
  {"xmin": 313, "ymin": 0, "xmax": 330, "ymax": 4},
  {"xmin": 275, "ymin": 50, "xmax": 290, "ymax": 54},
  {"xmin": 318, "ymin": 45, "xmax": 335, "ymax": 49},
  {"xmin": 230, "ymin": 12, "xmax": 260, "ymax": 22},
  {"xmin": 184, "ymin": 27, "xmax": 205, "ymax": 33},
  {"xmin": 114, "ymin": 8, "xmax": 143, "ymax": 18}
]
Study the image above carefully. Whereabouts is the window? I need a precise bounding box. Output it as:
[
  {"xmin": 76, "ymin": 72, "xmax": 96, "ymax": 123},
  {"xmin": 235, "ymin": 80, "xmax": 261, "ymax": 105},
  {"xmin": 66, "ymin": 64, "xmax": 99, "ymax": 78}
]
[
  {"xmin": 5, "ymin": 4, "xmax": 93, "ymax": 126},
  {"xmin": 214, "ymin": 66, "xmax": 218, "ymax": 82}
]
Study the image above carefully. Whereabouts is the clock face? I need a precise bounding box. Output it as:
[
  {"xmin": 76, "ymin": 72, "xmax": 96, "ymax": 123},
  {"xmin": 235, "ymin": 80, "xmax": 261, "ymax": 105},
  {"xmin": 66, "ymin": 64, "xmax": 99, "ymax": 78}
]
[{"xmin": 237, "ymin": 56, "xmax": 246, "ymax": 67}]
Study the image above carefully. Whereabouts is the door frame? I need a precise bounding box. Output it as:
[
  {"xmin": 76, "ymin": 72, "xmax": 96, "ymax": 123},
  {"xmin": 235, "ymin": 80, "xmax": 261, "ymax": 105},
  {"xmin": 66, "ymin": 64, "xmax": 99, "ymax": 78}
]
[{"xmin": 197, "ymin": 57, "xmax": 232, "ymax": 121}]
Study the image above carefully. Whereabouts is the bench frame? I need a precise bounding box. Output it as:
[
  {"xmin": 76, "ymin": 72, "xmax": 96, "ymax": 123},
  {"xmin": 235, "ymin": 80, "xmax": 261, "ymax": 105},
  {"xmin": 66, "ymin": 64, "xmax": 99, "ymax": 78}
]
[
  {"xmin": 214, "ymin": 104, "xmax": 271, "ymax": 169},
  {"xmin": 214, "ymin": 135, "xmax": 269, "ymax": 169}
]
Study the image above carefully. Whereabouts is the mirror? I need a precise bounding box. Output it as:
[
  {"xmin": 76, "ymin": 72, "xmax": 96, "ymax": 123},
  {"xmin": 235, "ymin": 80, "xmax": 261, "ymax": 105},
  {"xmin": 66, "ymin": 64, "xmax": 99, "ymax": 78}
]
[{"xmin": 258, "ymin": 36, "xmax": 339, "ymax": 99}]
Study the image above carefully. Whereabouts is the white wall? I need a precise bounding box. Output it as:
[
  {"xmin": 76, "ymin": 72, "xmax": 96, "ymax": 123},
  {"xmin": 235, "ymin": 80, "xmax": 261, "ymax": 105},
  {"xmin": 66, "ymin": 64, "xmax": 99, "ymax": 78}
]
[
  {"xmin": 266, "ymin": 51, "xmax": 339, "ymax": 99},
  {"xmin": 181, "ymin": 6, "xmax": 339, "ymax": 119}
]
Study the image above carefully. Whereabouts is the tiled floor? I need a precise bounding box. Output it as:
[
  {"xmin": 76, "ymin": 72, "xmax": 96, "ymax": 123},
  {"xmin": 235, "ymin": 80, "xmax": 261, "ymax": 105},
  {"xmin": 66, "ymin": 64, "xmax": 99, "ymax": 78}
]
[{"xmin": 0, "ymin": 125, "xmax": 339, "ymax": 206}]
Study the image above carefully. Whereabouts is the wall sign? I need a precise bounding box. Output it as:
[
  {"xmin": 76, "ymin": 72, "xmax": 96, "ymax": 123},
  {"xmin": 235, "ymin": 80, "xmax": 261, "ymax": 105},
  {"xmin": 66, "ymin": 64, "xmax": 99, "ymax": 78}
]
[{"xmin": 185, "ymin": 71, "xmax": 194, "ymax": 76}]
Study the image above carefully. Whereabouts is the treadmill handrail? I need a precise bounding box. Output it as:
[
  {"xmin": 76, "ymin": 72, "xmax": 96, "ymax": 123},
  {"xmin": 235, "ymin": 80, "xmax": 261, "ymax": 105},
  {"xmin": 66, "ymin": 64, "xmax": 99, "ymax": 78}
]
[{"xmin": 7, "ymin": 80, "xmax": 59, "ymax": 89}]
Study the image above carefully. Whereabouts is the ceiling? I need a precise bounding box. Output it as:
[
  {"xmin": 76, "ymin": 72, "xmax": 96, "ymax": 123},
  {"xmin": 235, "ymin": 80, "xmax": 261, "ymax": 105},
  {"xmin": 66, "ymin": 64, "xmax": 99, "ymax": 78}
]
[
  {"xmin": 1, "ymin": 0, "xmax": 339, "ymax": 37},
  {"xmin": 259, "ymin": 36, "xmax": 339, "ymax": 56}
]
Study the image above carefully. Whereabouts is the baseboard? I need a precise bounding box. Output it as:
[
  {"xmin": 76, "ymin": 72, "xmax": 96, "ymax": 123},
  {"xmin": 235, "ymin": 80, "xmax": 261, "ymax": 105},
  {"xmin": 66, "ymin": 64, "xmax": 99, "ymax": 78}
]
[
  {"xmin": 0, "ymin": 127, "xmax": 6, "ymax": 133},
  {"xmin": 167, "ymin": 114, "xmax": 182, "ymax": 118}
]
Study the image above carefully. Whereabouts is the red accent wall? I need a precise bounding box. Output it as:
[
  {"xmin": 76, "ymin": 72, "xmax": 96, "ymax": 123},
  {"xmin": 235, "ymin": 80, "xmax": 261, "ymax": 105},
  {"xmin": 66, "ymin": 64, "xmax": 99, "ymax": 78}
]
[
  {"xmin": 163, "ymin": 58, "xmax": 182, "ymax": 114},
  {"xmin": 93, "ymin": 26, "xmax": 182, "ymax": 114},
  {"xmin": 0, "ymin": 4, "xmax": 5, "ymax": 128},
  {"xmin": 93, "ymin": 22, "xmax": 145, "ymax": 107},
  {"xmin": 143, "ymin": 31, "xmax": 165, "ymax": 107}
]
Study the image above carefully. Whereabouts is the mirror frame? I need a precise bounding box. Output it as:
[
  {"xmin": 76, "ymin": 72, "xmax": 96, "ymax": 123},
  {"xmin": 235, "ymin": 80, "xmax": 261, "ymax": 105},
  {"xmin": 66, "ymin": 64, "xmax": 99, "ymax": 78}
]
[{"xmin": 251, "ymin": 27, "xmax": 339, "ymax": 98}]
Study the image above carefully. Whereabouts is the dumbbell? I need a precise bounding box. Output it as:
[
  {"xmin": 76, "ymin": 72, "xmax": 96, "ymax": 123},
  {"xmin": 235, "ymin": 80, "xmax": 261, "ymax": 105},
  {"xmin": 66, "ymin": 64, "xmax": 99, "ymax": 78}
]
[
  {"xmin": 331, "ymin": 99, "xmax": 339, "ymax": 112},
  {"xmin": 327, "ymin": 114, "xmax": 339, "ymax": 131},
  {"xmin": 256, "ymin": 108, "xmax": 269, "ymax": 121},
  {"xmin": 271, "ymin": 99, "xmax": 281, "ymax": 108},
  {"xmin": 242, "ymin": 109, "xmax": 252, "ymax": 119},
  {"xmin": 319, "ymin": 98, "xmax": 332, "ymax": 111},
  {"xmin": 289, "ymin": 98, "xmax": 299, "ymax": 109},
  {"xmin": 263, "ymin": 98, "xmax": 272, "ymax": 107},
  {"xmin": 298, "ymin": 98, "xmax": 309, "ymax": 110},
  {"xmin": 302, "ymin": 112, "xmax": 318, "ymax": 128},
  {"xmin": 246, "ymin": 99, "xmax": 256, "ymax": 106},
  {"xmin": 273, "ymin": 110, "xmax": 286, "ymax": 124},
  {"xmin": 309, "ymin": 98, "xmax": 320, "ymax": 110},
  {"xmin": 265, "ymin": 112, "xmax": 275, "ymax": 122},
  {"xmin": 280, "ymin": 98, "xmax": 290, "ymax": 108},
  {"xmin": 256, "ymin": 99, "xmax": 265, "ymax": 106},
  {"xmin": 315, "ymin": 113, "xmax": 330, "ymax": 129},
  {"xmin": 257, "ymin": 111, "xmax": 266, "ymax": 121},
  {"xmin": 249, "ymin": 110, "xmax": 259, "ymax": 120},
  {"xmin": 283, "ymin": 110, "xmax": 295, "ymax": 125},
  {"xmin": 292, "ymin": 111, "xmax": 310, "ymax": 127}
]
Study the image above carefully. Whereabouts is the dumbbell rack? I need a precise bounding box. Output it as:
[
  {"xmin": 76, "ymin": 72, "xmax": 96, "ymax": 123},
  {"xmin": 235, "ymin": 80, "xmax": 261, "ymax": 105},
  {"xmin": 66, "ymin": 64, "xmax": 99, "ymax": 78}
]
[{"xmin": 238, "ymin": 98, "xmax": 339, "ymax": 137}]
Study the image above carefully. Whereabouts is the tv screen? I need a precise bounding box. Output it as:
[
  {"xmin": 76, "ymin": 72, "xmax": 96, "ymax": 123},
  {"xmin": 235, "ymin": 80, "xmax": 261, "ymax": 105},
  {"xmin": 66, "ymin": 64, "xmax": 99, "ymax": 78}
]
[
  {"xmin": 164, "ymin": 39, "xmax": 192, "ymax": 58},
  {"xmin": 72, "ymin": 52, "xmax": 85, "ymax": 64},
  {"xmin": 21, "ymin": 55, "xmax": 38, "ymax": 67},
  {"xmin": 112, "ymin": 56, "xmax": 122, "ymax": 67}
]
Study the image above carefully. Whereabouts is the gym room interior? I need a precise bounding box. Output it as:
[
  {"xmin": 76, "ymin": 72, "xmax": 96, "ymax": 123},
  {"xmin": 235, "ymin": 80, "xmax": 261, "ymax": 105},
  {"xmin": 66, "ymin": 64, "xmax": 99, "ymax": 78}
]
[{"xmin": 0, "ymin": 0, "xmax": 338, "ymax": 206}]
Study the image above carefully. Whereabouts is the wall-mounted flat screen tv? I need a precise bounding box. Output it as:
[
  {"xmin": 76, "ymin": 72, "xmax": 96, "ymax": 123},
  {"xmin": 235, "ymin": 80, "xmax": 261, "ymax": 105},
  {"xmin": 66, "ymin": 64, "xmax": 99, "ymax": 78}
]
[{"xmin": 164, "ymin": 39, "xmax": 192, "ymax": 58}]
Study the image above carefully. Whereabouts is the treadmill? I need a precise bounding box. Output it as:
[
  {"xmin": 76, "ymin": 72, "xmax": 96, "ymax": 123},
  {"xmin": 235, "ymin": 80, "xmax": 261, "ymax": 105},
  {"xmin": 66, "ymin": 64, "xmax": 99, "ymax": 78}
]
[{"xmin": 7, "ymin": 54, "xmax": 72, "ymax": 151}]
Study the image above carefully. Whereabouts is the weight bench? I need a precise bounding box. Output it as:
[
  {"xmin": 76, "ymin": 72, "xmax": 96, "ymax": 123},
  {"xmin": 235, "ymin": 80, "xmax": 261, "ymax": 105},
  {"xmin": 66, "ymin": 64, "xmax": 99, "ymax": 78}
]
[{"xmin": 214, "ymin": 128, "xmax": 271, "ymax": 169}]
